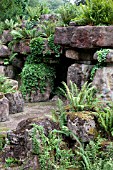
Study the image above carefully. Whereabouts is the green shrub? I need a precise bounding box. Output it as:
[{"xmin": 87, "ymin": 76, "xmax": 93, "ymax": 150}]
[
  {"xmin": 57, "ymin": 3, "xmax": 77, "ymax": 25},
  {"xmin": 73, "ymin": 0, "xmax": 113, "ymax": 25},
  {"xmin": 0, "ymin": 75, "xmax": 16, "ymax": 94},
  {"xmin": 20, "ymin": 63, "xmax": 56, "ymax": 97}
]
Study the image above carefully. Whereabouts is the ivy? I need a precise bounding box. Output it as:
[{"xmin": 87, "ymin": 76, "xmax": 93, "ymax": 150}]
[
  {"xmin": 20, "ymin": 63, "xmax": 56, "ymax": 98},
  {"xmin": 90, "ymin": 49, "xmax": 109, "ymax": 80},
  {"xmin": 30, "ymin": 36, "xmax": 44, "ymax": 56},
  {"xmin": 48, "ymin": 34, "xmax": 61, "ymax": 58}
]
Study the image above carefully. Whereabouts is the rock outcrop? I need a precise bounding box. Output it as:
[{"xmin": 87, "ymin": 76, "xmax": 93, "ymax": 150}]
[
  {"xmin": 67, "ymin": 111, "xmax": 96, "ymax": 142},
  {"xmin": 55, "ymin": 26, "xmax": 113, "ymax": 48}
]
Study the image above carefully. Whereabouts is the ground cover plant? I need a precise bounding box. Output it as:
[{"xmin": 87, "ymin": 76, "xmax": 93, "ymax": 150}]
[{"xmin": 31, "ymin": 81, "xmax": 113, "ymax": 170}]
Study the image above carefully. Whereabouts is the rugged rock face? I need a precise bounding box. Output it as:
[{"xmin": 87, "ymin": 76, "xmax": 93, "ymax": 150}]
[
  {"xmin": 92, "ymin": 66, "xmax": 113, "ymax": 101},
  {"xmin": 13, "ymin": 40, "xmax": 30, "ymax": 54},
  {"xmin": 5, "ymin": 91, "xmax": 24, "ymax": 114},
  {"xmin": 0, "ymin": 94, "xmax": 9, "ymax": 122},
  {"xmin": 1, "ymin": 30, "xmax": 13, "ymax": 44},
  {"xmin": 67, "ymin": 63, "xmax": 93, "ymax": 89},
  {"xmin": 67, "ymin": 111, "xmax": 96, "ymax": 142},
  {"xmin": 65, "ymin": 49, "xmax": 95, "ymax": 61},
  {"xmin": 55, "ymin": 26, "xmax": 113, "ymax": 48},
  {"xmin": 2, "ymin": 118, "xmax": 59, "ymax": 162},
  {"xmin": 0, "ymin": 45, "xmax": 10, "ymax": 57}
]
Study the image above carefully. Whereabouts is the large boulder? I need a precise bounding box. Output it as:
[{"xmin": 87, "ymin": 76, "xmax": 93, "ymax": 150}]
[
  {"xmin": 92, "ymin": 66, "xmax": 113, "ymax": 101},
  {"xmin": 55, "ymin": 26, "xmax": 113, "ymax": 49},
  {"xmin": 67, "ymin": 111, "xmax": 97, "ymax": 142},
  {"xmin": 2, "ymin": 118, "xmax": 59, "ymax": 162},
  {"xmin": 67, "ymin": 63, "xmax": 93, "ymax": 89},
  {"xmin": 0, "ymin": 93, "xmax": 9, "ymax": 122}
]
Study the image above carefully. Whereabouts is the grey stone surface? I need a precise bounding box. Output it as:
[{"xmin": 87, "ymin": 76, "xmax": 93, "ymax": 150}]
[
  {"xmin": 67, "ymin": 63, "xmax": 93, "ymax": 89},
  {"xmin": 0, "ymin": 45, "xmax": 10, "ymax": 57},
  {"xmin": 5, "ymin": 91, "xmax": 24, "ymax": 114},
  {"xmin": 0, "ymin": 66, "xmax": 5, "ymax": 75},
  {"xmin": 67, "ymin": 111, "xmax": 96, "ymax": 142},
  {"xmin": 0, "ymin": 94, "xmax": 9, "ymax": 122},
  {"xmin": 92, "ymin": 66, "xmax": 113, "ymax": 101}
]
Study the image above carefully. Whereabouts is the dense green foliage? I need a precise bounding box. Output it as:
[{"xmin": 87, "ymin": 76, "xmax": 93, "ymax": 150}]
[
  {"xmin": 21, "ymin": 63, "xmax": 55, "ymax": 97},
  {"xmin": 57, "ymin": 3, "xmax": 77, "ymax": 25},
  {"xmin": 73, "ymin": 0, "xmax": 113, "ymax": 25},
  {"xmin": 0, "ymin": 75, "xmax": 16, "ymax": 94}
]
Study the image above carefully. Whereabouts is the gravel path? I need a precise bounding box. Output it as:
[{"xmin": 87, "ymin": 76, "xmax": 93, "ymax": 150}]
[{"xmin": 0, "ymin": 101, "xmax": 57, "ymax": 134}]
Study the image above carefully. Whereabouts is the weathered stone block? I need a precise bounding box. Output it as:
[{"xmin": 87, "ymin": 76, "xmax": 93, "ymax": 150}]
[
  {"xmin": 67, "ymin": 111, "xmax": 96, "ymax": 142},
  {"xmin": 5, "ymin": 91, "xmax": 24, "ymax": 114},
  {"xmin": 0, "ymin": 93, "xmax": 9, "ymax": 122},
  {"xmin": 0, "ymin": 45, "xmax": 10, "ymax": 57},
  {"xmin": 67, "ymin": 63, "xmax": 93, "ymax": 89},
  {"xmin": 13, "ymin": 40, "xmax": 30, "ymax": 54},
  {"xmin": 1, "ymin": 30, "xmax": 13, "ymax": 44},
  {"xmin": 65, "ymin": 50, "xmax": 79, "ymax": 60},
  {"xmin": 55, "ymin": 26, "xmax": 113, "ymax": 49},
  {"xmin": 65, "ymin": 49, "xmax": 94, "ymax": 61},
  {"xmin": 92, "ymin": 66, "xmax": 113, "ymax": 101},
  {"xmin": 4, "ymin": 65, "xmax": 15, "ymax": 79}
]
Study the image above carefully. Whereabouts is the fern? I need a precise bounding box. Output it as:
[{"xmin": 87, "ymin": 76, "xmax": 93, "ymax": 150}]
[
  {"xmin": 97, "ymin": 106, "xmax": 113, "ymax": 137},
  {"xmin": 59, "ymin": 81, "xmax": 100, "ymax": 112}
]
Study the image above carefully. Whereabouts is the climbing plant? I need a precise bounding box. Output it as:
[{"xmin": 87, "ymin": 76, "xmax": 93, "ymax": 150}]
[
  {"xmin": 20, "ymin": 63, "xmax": 56, "ymax": 97},
  {"xmin": 90, "ymin": 49, "xmax": 109, "ymax": 80}
]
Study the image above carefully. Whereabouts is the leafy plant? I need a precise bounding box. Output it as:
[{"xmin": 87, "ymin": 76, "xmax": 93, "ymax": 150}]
[
  {"xmin": 76, "ymin": 139, "xmax": 113, "ymax": 170},
  {"xmin": 20, "ymin": 63, "xmax": 56, "ymax": 98},
  {"xmin": 30, "ymin": 36, "xmax": 44, "ymax": 55},
  {"xmin": 57, "ymin": 3, "xmax": 77, "ymax": 25},
  {"xmin": 72, "ymin": 0, "xmax": 113, "ymax": 25},
  {"xmin": 97, "ymin": 106, "xmax": 113, "ymax": 138},
  {"xmin": 0, "ymin": 75, "xmax": 16, "ymax": 94},
  {"xmin": 5, "ymin": 157, "xmax": 19, "ymax": 167},
  {"xmin": 48, "ymin": 34, "xmax": 61, "ymax": 57},
  {"xmin": 4, "ymin": 19, "xmax": 19, "ymax": 30},
  {"xmin": 26, "ymin": 6, "xmax": 41, "ymax": 20},
  {"xmin": 40, "ymin": 20, "xmax": 57, "ymax": 37},
  {"xmin": 59, "ymin": 81, "xmax": 100, "ymax": 112},
  {"xmin": 11, "ymin": 27, "xmax": 38, "ymax": 40},
  {"xmin": 31, "ymin": 124, "xmax": 76, "ymax": 170},
  {"xmin": 90, "ymin": 49, "xmax": 109, "ymax": 80}
]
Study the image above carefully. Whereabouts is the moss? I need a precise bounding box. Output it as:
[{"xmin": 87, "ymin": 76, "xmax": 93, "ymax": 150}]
[
  {"xmin": 67, "ymin": 111, "xmax": 94, "ymax": 121},
  {"xmin": 88, "ymin": 127, "xmax": 97, "ymax": 136}
]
